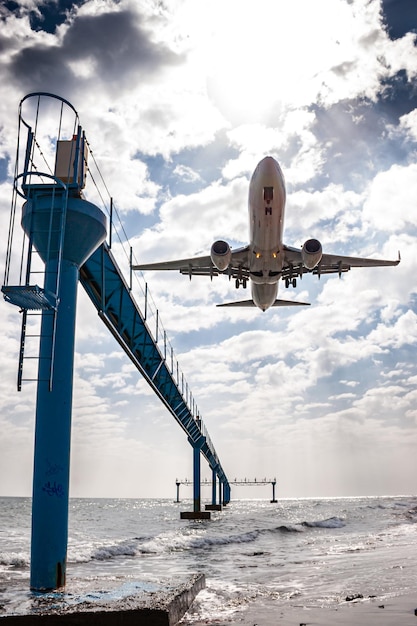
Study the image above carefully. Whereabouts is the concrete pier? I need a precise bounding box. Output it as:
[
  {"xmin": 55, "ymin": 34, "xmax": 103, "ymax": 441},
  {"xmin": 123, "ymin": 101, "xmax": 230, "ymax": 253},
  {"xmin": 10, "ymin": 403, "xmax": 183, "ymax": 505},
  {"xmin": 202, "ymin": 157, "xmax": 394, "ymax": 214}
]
[
  {"xmin": 0, "ymin": 574, "xmax": 205, "ymax": 625},
  {"xmin": 180, "ymin": 510, "xmax": 211, "ymax": 519},
  {"xmin": 205, "ymin": 504, "xmax": 222, "ymax": 511}
]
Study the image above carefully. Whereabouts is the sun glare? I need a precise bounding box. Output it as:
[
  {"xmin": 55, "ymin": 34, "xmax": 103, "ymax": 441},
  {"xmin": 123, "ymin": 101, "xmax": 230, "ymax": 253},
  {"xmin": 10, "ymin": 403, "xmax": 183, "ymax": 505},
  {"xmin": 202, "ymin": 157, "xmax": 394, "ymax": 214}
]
[{"xmin": 176, "ymin": 0, "xmax": 367, "ymax": 124}]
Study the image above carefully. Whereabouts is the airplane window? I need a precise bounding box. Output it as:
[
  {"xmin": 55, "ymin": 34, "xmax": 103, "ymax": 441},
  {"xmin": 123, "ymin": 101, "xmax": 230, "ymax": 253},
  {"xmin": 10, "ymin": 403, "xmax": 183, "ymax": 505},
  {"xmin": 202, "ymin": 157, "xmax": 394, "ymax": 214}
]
[{"xmin": 264, "ymin": 186, "xmax": 273, "ymax": 203}]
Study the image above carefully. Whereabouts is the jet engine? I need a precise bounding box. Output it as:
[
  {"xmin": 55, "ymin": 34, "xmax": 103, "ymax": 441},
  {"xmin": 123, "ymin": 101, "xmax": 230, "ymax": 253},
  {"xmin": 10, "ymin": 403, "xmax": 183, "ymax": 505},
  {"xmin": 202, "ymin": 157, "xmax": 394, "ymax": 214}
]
[
  {"xmin": 301, "ymin": 238, "xmax": 322, "ymax": 270},
  {"xmin": 211, "ymin": 240, "xmax": 232, "ymax": 271}
]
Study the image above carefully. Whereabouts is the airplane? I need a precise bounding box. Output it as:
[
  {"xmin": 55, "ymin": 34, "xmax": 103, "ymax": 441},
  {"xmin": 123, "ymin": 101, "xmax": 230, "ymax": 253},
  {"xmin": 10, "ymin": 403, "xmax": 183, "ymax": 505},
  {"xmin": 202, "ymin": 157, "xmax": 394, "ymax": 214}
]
[{"xmin": 133, "ymin": 156, "xmax": 400, "ymax": 312}]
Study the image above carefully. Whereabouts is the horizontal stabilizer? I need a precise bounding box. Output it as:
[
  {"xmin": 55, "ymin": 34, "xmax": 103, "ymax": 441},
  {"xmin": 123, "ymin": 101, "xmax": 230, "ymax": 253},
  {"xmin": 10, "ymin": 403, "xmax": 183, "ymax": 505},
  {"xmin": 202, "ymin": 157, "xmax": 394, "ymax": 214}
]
[
  {"xmin": 217, "ymin": 299, "xmax": 310, "ymax": 308},
  {"xmin": 273, "ymin": 299, "xmax": 310, "ymax": 307}
]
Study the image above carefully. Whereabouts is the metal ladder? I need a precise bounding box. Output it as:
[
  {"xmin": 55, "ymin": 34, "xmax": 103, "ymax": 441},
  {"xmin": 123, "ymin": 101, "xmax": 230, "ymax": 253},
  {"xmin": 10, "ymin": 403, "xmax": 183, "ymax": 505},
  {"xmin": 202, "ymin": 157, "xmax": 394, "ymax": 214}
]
[
  {"xmin": 3, "ymin": 185, "xmax": 68, "ymax": 391},
  {"xmin": 2, "ymin": 93, "xmax": 85, "ymax": 391}
]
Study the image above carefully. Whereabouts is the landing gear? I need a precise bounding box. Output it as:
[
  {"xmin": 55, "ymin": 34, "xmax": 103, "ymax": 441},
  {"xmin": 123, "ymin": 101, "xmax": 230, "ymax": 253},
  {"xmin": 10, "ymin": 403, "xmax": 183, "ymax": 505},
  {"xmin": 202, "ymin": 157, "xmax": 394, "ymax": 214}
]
[
  {"xmin": 235, "ymin": 277, "xmax": 248, "ymax": 289},
  {"xmin": 285, "ymin": 278, "xmax": 297, "ymax": 288}
]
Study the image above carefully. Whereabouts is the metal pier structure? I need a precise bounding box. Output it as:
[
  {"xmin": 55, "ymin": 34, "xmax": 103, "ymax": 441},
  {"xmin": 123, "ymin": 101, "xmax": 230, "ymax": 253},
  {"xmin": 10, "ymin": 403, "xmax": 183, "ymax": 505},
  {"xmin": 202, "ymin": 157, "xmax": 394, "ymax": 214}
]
[
  {"xmin": 176, "ymin": 478, "xmax": 277, "ymax": 504},
  {"xmin": 79, "ymin": 243, "xmax": 230, "ymax": 521},
  {"xmin": 2, "ymin": 93, "xmax": 230, "ymax": 592}
]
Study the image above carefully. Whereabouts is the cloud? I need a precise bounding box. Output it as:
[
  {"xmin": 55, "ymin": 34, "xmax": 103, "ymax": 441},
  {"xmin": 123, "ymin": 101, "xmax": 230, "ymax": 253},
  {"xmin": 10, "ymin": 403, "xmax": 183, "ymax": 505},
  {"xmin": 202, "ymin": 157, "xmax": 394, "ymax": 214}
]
[
  {"xmin": 363, "ymin": 162, "xmax": 417, "ymax": 231},
  {"xmin": 1, "ymin": 0, "xmax": 417, "ymax": 499},
  {"xmin": 7, "ymin": 6, "xmax": 182, "ymax": 94}
]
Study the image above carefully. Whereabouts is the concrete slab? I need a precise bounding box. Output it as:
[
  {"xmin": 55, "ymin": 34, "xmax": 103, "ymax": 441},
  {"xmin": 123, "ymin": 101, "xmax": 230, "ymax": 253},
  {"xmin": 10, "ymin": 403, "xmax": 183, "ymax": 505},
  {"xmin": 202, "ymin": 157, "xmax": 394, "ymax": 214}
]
[
  {"xmin": 180, "ymin": 511, "xmax": 210, "ymax": 520},
  {"xmin": 0, "ymin": 574, "xmax": 205, "ymax": 626}
]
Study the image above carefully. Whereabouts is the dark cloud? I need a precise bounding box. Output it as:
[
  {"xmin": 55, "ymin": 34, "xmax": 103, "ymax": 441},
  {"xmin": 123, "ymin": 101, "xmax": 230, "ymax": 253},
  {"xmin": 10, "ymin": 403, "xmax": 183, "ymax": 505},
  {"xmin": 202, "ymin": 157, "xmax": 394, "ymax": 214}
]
[
  {"xmin": 0, "ymin": 157, "xmax": 9, "ymax": 183},
  {"xmin": 63, "ymin": 11, "xmax": 178, "ymax": 77},
  {"xmin": 29, "ymin": 0, "xmax": 88, "ymax": 34},
  {"xmin": 2, "ymin": 1, "xmax": 91, "ymax": 34},
  {"xmin": 10, "ymin": 44, "xmax": 75, "ymax": 97},
  {"xmin": 8, "ymin": 8, "xmax": 182, "ymax": 96},
  {"xmin": 301, "ymin": 72, "xmax": 417, "ymax": 191},
  {"xmin": 0, "ymin": 34, "xmax": 11, "ymax": 54}
]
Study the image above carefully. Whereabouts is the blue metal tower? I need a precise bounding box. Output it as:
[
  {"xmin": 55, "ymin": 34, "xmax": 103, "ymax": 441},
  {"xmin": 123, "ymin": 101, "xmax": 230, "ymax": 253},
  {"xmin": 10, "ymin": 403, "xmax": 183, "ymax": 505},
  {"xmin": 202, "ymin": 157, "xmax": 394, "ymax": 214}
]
[
  {"xmin": 3, "ymin": 94, "xmax": 106, "ymax": 590},
  {"xmin": 27, "ymin": 190, "xmax": 106, "ymax": 590},
  {"xmin": 2, "ymin": 93, "xmax": 231, "ymax": 590}
]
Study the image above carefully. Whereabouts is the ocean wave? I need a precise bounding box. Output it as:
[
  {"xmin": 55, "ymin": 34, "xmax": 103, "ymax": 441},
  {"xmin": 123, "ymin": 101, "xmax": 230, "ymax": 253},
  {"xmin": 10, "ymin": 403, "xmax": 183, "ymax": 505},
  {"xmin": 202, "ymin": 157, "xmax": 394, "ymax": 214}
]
[
  {"xmin": 302, "ymin": 516, "xmax": 346, "ymax": 529},
  {"xmin": 91, "ymin": 541, "xmax": 138, "ymax": 561},
  {"xmin": 274, "ymin": 524, "xmax": 305, "ymax": 533},
  {"xmin": 138, "ymin": 529, "xmax": 262, "ymax": 554},
  {"xmin": 404, "ymin": 506, "xmax": 417, "ymax": 522},
  {"xmin": 0, "ymin": 552, "xmax": 29, "ymax": 568},
  {"xmin": 189, "ymin": 530, "xmax": 260, "ymax": 548},
  {"xmin": 367, "ymin": 503, "xmax": 390, "ymax": 510},
  {"xmin": 66, "ymin": 514, "xmax": 347, "ymax": 566},
  {"xmin": 394, "ymin": 501, "xmax": 413, "ymax": 508}
]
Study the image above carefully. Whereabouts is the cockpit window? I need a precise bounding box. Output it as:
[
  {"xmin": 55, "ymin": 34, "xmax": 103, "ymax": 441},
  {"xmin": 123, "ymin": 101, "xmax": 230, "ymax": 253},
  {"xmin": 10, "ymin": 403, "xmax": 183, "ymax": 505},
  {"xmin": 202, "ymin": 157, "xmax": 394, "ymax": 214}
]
[{"xmin": 264, "ymin": 186, "xmax": 273, "ymax": 203}]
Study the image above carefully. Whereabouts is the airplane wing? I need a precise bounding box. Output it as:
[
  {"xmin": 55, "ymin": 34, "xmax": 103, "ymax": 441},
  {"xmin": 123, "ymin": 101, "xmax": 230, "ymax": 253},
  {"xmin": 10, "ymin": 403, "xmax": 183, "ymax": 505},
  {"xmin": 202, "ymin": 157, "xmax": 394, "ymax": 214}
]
[
  {"xmin": 133, "ymin": 246, "xmax": 250, "ymax": 279},
  {"xmin": 282, "ymin": 246, "xmax": 400, "ymax": 280}
]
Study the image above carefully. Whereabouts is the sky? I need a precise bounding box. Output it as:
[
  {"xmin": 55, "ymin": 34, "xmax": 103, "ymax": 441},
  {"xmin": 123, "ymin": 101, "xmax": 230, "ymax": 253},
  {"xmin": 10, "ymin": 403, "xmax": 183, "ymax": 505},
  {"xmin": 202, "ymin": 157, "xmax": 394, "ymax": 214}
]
[{"xmin": 0, "ymin": 0, "xmax": 417, "ymax": 499}]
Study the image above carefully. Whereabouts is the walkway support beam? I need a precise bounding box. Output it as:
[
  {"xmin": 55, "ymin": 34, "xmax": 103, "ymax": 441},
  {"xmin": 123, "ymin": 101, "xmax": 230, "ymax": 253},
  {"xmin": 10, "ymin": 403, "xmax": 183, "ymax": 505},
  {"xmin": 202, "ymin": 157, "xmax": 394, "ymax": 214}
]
[
  {"xmin": 271, "ymin": 479, "xmax": 278, "ymax": 503},
  {"xmin": 212, "ymin": 468, "xmax": 217, "ymax": 506},
  {"xmin": 193, "ymin": 444, "xmax": 201, "ymax": 513},
  {"xmin": 181, "ymin": 438, "xmax": 210, "ymax": 520},
  {"xmin": 223, "ymin": 481, "xmax": 231, "ymax": 505},
  {"xmin": 205, "ymin": 467, "xmax": 222, "ymax": 511}
]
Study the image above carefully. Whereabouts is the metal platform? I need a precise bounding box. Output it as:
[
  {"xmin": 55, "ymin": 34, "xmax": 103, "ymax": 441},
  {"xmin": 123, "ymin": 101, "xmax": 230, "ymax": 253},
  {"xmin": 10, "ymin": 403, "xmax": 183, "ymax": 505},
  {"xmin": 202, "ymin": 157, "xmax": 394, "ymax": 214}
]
[{"xmin": 1, "ymin": 285, "xmax": 57, "ymax": 310}]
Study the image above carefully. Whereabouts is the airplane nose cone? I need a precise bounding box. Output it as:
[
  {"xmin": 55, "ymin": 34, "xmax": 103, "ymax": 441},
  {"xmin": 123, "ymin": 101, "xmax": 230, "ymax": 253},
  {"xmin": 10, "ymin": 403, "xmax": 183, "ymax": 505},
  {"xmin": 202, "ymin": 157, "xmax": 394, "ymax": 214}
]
[
  {"xmin": 252, "ymin": 156, "xmax": 283, "ymax": 183},
  {"xmin": 255, "ymin": 156, "xmax": 280, "ymax": 176},
  {"xmin": 261, "ymin": 156, "xmax": 276, "ymax": 165}
]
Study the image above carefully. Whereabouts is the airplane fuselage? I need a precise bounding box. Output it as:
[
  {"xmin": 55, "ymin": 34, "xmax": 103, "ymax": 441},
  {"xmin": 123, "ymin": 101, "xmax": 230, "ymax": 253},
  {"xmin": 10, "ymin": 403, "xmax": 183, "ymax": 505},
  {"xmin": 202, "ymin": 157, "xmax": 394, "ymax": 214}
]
[{"xmin": 248, "ymin": 156, "xmax": 286, "ymax": 310}]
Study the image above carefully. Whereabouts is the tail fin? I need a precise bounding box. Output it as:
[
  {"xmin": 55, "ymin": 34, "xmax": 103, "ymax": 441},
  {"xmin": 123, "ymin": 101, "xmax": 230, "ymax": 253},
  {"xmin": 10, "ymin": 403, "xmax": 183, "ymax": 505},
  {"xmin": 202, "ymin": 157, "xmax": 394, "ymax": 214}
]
[{"xmin": 217, "ymin": 298, "xmax": 310, "ymax": 308}]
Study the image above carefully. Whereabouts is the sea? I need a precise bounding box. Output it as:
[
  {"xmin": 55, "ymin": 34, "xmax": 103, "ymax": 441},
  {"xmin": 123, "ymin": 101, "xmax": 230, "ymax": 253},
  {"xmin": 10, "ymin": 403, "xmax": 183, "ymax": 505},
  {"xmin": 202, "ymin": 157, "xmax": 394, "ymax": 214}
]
[{"xmin": 1, "ymin": 495, "xmax": 417, "ymax": 622}]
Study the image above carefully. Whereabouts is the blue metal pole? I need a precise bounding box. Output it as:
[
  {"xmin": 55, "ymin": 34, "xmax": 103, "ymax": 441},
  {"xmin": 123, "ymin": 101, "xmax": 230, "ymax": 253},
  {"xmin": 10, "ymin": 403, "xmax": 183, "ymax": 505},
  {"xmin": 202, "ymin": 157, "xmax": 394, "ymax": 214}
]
[
  {"xmin": 30, "ymin": 257, "xmax": 78, "ymax": 590},
  {"xmin": 271, "ymin": 479, "xmax": 278, "ymax": 503},
  {"xmin": 22, "ymin": 189, "xmax": 106, "ymax": 591},
  {"xmin": 211, "ymin": 468, "xmax": 217, "ymax": 506},
  {"xmin": 193, "ymin": 444, "xmax": 201, "ymax": 513},
  {"xmin": 223, "ymin": 482, "xmax": 230, "ymax": 505}
]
